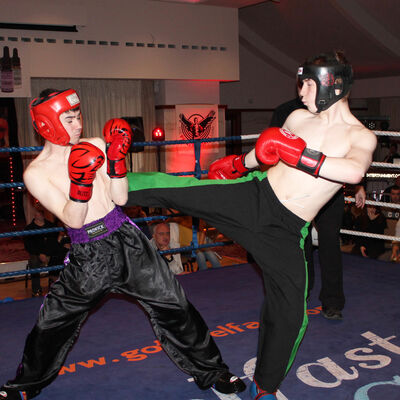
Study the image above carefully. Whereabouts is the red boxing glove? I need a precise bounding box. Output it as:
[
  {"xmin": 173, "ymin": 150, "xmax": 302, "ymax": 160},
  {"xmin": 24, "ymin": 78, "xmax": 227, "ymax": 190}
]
[
  {"xmin": 68, "ymin": 142, "xmax": 105, "ymax": 202},
  {"xmin": 103, "ymin": 118, "xmax": 132, "ymax": 178},
  {"xmin": 255, "ymin": 127, "xmax": 326, "ymax": 176},
  {"xmin": 208, "ymin": 154, "xmax": 250, "ymax": 180}
]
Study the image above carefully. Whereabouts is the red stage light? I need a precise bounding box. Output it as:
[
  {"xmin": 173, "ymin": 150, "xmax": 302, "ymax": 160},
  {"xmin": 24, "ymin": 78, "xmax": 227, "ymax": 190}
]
[{"xmin": 152, "ymin": 127, "xmax": 165, "ymax": 142}]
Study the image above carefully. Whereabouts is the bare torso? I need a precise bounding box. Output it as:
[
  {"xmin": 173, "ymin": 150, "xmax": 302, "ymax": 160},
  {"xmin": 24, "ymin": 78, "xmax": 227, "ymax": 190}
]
[
  {"xmin": 24, "ymin": 137, "xmax": 115, "ymax": 227},
  {"xmin": 267, "ymin": 108, "xmax": 373, "ymax": 222}
]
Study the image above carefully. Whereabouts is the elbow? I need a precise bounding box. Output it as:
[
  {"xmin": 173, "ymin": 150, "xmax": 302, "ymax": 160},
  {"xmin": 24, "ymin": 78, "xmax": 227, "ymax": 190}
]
[
  {"xmin": 67, "ymin": 221, "xmax": 84, "ymax": 229},
  {"xmin": 348, "ymin": 169, "xmax": 365, "ymax": 185},
  {"xmin": 113, "ymin": 193, "xmax": 128, "ymax": 206}
]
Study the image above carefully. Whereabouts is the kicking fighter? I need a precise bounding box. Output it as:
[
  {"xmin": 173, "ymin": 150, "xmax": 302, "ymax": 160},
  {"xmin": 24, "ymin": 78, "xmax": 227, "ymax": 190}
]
[
  {"xmin": 125, "ymin": 52, "xmax": 377, "ymax": 399},
  {"xmin": 0, "ymin": 89, "xmax": 245, "ymax": 399}
]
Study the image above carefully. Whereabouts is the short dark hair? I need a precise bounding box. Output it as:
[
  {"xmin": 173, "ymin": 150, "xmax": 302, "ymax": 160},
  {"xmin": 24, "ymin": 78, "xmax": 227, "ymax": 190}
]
[
  {"xmin": 38, "ymin": 88, "xmax": 60, "ymax": 99},
  {"xmin": 305, "ymin": 50, "xmax": 350, "ymax": 67}
]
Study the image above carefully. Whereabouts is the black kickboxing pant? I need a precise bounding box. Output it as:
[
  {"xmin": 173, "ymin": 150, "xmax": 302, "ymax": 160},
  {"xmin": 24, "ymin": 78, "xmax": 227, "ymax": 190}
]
[
  {"xmin": 126, "ymin": 171, "xmax": 310, "ymax": 393},
  {"xmin": 4, "ymin": 207, "xmax": 228, "ymax": 397}
]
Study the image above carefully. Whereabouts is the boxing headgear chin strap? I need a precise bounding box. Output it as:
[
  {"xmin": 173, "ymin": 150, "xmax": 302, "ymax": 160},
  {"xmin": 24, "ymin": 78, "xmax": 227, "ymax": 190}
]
[
  {"xmin": 297, "ymin": 63, "xmax": 353, "ymax": 113},
  {"xmin": 30, "ymin": 89, "xmax": 80, "ymax": 146}
]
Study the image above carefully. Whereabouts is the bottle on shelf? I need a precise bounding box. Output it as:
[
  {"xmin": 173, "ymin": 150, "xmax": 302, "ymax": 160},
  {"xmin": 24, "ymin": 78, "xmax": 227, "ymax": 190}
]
[
  {"xmin": 1, "ymin": 46, "xmax": 14, "ymax": 93},
  {"xmin": 12, "ymin": 48, "xmax": 21, "ymax": 88}
]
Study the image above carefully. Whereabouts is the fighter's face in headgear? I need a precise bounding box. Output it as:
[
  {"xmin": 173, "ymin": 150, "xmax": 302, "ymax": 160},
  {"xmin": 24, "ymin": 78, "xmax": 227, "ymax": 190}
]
[
  {"xmin": 297, "ymin": 62, "xmax": 353, "ymax": 113},
  {"xmin": 30, "ymin": 89, "xmax": 81, "ymax": 145}
]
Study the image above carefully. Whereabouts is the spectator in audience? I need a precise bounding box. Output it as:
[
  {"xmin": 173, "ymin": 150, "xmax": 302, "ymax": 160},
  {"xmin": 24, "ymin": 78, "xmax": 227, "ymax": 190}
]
[
  {"xmin": 341, "ymin": 189, "xmax": 365, "ymax": 247},
  {"xmin": 48, "ymin": 223, "xmax": 70, "ymax": 288},
  {"xmin": 382, "ymin": 177, "xmax": 400, "ymax": 202},
  {"xmin": 381, "ymin": 185, "xmax": 400, "ymax": 224},
  {"xmin": 23, "ymin": 205, "xmax": 68, "ymax": 296},
  {"xmin": 390, "ymin": 217, "xmax": 400, "ymax": 262},
  {"xmin": 150, "ymin": 222, "xmax": 183, "ymax": 274},
  {"xmin": 166, "ymin": 212, "xmax": 221, "ymax": 271},
  {"xmin": 389, "ymin": 185, "xmax": 400, "ymax": 204},
  {"xmin": 379, "ymin": 185, "xmax": 400, "ymax": 261},
  {"xmin": 383, "ymin": 141, "xmax": 400, "ymax": 163},
  {"xmin": 124, "ymin": 205, "xmax": 152, "ymax": 239},
  {"xmin": 352, "ymin": 204, "xmax": 387, "ymax": 259},
  {"xmin": 196, "ymin": 222, "xmax": 222, "ymax": 271}
]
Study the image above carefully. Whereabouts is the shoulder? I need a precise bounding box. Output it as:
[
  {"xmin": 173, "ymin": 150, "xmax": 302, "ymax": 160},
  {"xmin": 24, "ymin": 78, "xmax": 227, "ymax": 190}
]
[
  {"xmin": 80, "ymin": 137, "xmax": 106, "ymax": 152},
  {"xmin": 284, "ymin": 108, "xmax": 313, "ymax": 130},
  {"xmin": 349, "ymin": 123, "xmax": 377, "ymax": 149},
  {"xmin": 23, "ymin": 159, "xmax": 43, "ymax": 184}
]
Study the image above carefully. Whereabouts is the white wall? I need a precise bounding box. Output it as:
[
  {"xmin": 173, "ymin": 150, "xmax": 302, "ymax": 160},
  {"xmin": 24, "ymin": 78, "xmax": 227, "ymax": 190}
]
[
  {"xmin": 351, "ymin": 76, "xmax": 400, "ymax": 99},
  {"xmin": 221, "ymin": 40, "xmax": 400, "ymax": 111},
  {"xmin": 0, "ymin": 0, "xmax": 239, "ymax": 81},
  {"xmin": 155, "ymin": 80, "xmax": 220, "ymax": 105},
  {"xmin": 220, "ymin": 42, "xmax": 296, "ymax": 109}
]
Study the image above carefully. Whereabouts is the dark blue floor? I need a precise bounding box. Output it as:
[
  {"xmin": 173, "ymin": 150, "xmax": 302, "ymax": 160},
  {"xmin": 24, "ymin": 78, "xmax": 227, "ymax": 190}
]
[{"xmin": 1, "ymin": 253, "xmax": 400, "ymax": 400}]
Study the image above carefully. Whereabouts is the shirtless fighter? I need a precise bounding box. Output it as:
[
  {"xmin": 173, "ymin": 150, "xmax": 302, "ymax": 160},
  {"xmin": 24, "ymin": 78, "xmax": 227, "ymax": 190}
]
[
  {"xmin": 125, "ymin": 52, "xmax": 376, "ymax": 399},
  {"xmin": 0, "ymin": 89, "xmax": 245, "ymax": 399}
]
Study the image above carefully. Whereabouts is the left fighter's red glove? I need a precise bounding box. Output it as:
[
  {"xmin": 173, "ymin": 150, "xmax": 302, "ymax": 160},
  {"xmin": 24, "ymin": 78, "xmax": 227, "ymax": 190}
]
[
  {"xmin": 68, "ymin": 142, "xmax": 105, "ymax": 202},
  {"xmin": 102, "ymin": 118, "xmax": 132, "ymax": 178},
  {"xmin": 255, "ymin": 127, "xmax": 326, "ymax": 177}
]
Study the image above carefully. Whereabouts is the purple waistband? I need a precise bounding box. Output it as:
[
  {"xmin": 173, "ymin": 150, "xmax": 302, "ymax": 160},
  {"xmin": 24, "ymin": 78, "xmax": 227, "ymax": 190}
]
[{"xmin": 67, "ymin": 206, "xmax": 134, "ymax": 244}]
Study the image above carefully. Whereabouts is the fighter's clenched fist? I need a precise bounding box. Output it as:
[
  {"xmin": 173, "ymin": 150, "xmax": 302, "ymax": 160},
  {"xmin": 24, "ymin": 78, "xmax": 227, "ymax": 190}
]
[
  {"xmin": 102, "ymin": 118, "xmax": 132, "ymax": 178},
  {"xmin": 68, "ymin": 141, "xmax": 105, "ymax": 202},
  {"xmin": 255, "ymin": 127, "xmax": 326, "ymax": 177}
]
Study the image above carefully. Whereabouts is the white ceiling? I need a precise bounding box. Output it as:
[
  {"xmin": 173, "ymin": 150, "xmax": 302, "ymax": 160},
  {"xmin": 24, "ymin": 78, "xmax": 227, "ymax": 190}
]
[
  {"xmin": 156, "ymin": 0, "xmax": 400, "ymax": 80},
  {"xmin": 154, "ymin": 0, "xmax": 268, "ymax": 8}
]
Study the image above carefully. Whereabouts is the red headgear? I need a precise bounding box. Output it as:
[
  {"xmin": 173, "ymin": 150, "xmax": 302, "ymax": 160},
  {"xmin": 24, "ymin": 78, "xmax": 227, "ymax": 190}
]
[{"xmin": 30, "ymin": 89, "xmax": 80, "ymax": 145}]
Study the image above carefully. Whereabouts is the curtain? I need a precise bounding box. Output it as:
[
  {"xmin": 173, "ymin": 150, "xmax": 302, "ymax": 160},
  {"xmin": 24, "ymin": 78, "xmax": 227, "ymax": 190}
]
[
  {"xmin": 14, "ymin": 97, "xmax": 41, "ymax": 224},
  {"xmin": 15, "ymin": 78, "xmax": 157, "ymax": 222}
]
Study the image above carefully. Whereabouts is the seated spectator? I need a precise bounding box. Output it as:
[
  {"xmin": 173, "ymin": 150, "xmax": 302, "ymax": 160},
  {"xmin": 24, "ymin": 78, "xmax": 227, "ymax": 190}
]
[
  {"xmin": 166, "ymin": 211, "xmax": 221, "ymax": 271},
  {"xmin": 390, "ymin": 218, "xmax": 400, "ymax": 262},
  {"xmin": 383, "ymin": 142, "xmax": 400, "ymax": 163},
  {"xmin": 352, "ymin": 204, "xmax": 387, "ymax": 259},
  {"xmin": 196, "ymin": 222, "xmax": 221, "ymax": 271},
  {"xmin": 382, "ymin": 176, "xmax": 400, "ymax": 198},
  {"xmin": 24, "ymin": 205, "xmax": 68, "ymax": 296},
  {"xmin": 48, "ymin": 225, "xmax": 70, "ymax": 287},
  {"xmin": 390, "ymin": 185, "xmax": 400, "ymax": 204},
  {"xmin": 150, "ymin": 222, "xmax": 183, "ymax": 274},
  {"xmin": 341, "ymin": 185, "xmax": 366, "ymax": 246},
  {"xmin": 123, "ymin": 205, "xmax": 152, "ymax": 239},
  {"xmin": 381, "ymin": 186, "xmax": 400, "ymax": 225}
]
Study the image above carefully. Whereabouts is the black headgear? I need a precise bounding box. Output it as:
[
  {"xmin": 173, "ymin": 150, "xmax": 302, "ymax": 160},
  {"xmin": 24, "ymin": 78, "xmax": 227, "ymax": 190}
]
[{"xmin": 297, "ymin": 62, "xmax": 353, "ymax": 113}]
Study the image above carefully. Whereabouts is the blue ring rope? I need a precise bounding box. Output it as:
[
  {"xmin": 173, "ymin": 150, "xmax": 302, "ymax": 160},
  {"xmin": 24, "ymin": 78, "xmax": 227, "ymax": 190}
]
[
  {"xmin": 0, "ymin": 136, "xmax": 248, "ymax": 153},
  {"xmin": 0, "ymin": 136, "xmax": 246, "ymax": 280},
  {"xmin": 0, "ymin": 213, "xmax": 186, "ymax": 238},
  {"xmin": 0, "ymin": 171, "xmax": 210, "ymax": 188},
  {"xmin": 0, "ymin": 241, "xmax": 234, "ymax": 278}
]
